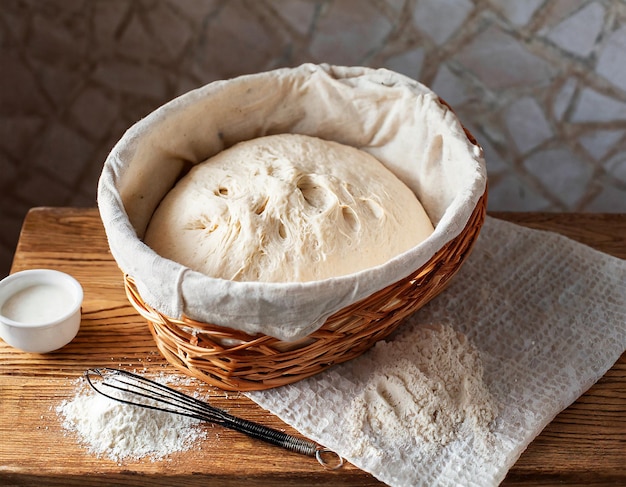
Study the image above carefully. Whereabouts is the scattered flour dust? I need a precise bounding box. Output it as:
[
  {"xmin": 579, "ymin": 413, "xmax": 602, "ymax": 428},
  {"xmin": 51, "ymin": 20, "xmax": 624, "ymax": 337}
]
[
  {"xmin": 347, "ymin": 323, "xmax": 498, "ymax": 457},
  {"xmin": 56, "ymin": 372, "xmax": 208, "ymax": 462}
]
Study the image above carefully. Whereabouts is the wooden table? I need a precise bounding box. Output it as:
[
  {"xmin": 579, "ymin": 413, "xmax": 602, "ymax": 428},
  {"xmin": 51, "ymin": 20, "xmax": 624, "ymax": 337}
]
[{"xmin": 1, "ymin": 208, "xmax": 625, "ymax": 486}]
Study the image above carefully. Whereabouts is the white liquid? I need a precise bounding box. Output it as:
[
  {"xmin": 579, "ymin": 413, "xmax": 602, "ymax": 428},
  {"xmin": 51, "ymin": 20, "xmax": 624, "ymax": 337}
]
[{"xmin": 1, "ymin": 284, "xmax": 74, "ymax": 324}]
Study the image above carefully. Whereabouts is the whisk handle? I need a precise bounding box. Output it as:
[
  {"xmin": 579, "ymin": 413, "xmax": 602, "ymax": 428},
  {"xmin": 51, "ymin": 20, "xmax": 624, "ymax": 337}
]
[
  {"xmin": 219, "ymin": 413, "xmax": 316, "ymax": 454},
  {"xmin": 216, "ymin": 413, "xmax": 342, "ymax": 469}
]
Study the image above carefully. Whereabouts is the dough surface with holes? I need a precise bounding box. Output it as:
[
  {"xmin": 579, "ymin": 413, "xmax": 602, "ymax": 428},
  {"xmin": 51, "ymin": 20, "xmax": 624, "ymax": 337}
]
[{"xmin": 144, "ymin": 134, "xmax": 434, "ymax": 282}]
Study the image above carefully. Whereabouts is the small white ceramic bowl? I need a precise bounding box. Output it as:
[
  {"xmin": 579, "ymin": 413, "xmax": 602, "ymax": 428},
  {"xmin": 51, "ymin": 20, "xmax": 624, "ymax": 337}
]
[{"xmin": 0, "ymin": 269, "xmax": 83, "ymax": 353}]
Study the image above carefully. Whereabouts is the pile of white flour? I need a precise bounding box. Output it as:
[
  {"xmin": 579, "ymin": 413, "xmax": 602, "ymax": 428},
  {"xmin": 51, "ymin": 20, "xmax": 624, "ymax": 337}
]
[
  {"xmin": 347, "ymin": 324, "xmax": 498, "ymax": 460},
  {"xmin": 56, "ymin": 373, "xmax": 208, "ymax": 462}
]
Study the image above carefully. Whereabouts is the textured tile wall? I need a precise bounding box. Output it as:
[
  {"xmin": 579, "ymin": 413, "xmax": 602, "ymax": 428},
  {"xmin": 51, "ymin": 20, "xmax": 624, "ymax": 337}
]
[{"xmin": 1, "ymin": 0, "xmax": 626, "ymax": 277}]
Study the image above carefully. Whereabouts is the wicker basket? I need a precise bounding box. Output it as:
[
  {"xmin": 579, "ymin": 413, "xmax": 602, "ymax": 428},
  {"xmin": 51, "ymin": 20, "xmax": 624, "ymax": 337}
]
[
  {"xmin": 103, "ymin": 71, "xmax": 488, "ymax": 391},
  {"xmin": 124, "ymin": 179, "xmax": 487, "ymax": 391}
]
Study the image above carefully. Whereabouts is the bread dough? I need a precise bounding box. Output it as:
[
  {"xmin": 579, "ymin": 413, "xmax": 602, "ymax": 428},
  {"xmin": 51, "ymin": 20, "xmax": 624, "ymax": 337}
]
[{"xmin": 144, "ymin": 134, "xmax": 434, "ymax": 282}]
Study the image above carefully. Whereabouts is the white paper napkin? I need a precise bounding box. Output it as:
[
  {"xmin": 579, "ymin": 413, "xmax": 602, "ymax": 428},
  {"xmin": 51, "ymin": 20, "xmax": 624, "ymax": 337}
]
[{"xmin": 247, "ymin": 216, "xmax": 626, "ymax": 486}]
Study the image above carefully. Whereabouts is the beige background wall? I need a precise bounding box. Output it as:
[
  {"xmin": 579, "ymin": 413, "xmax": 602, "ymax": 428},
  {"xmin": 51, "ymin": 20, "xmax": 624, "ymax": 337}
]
[{"xmin": 2, "ymin": 0, "xmax": 626, "ymax": 276}]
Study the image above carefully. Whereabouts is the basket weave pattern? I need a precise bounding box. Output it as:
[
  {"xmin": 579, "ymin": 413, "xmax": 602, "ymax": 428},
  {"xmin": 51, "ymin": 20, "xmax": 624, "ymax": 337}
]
[{"xmin": 124, "ymin": 188, "xmax": 487, "ymax": 391}]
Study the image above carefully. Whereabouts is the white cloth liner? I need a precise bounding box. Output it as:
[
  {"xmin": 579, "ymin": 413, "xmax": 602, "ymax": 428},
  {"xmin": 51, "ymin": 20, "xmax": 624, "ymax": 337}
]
[
  {"xmin": 247, "ymin": 216, "xmax": 626, "ymax": 486},
  {"xmin": 97, "ymin": 64, "xmax": 486, "ymax": 341}
]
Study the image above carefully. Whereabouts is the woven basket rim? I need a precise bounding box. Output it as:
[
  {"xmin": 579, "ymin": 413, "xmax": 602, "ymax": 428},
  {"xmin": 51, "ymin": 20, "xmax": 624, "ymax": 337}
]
[{"xmin": 99, "ymin": 65, "xmax": 487, "ymax": 342}]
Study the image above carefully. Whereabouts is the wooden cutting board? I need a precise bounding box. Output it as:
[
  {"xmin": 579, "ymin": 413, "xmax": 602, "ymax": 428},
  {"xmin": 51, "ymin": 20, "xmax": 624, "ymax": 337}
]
[{"xmin": 1, "ymin": 207, "xmax": 625, "ymax": 486}]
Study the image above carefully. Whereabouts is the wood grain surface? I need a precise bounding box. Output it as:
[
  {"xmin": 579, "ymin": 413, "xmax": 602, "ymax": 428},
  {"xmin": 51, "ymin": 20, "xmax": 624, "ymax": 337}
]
[{"xmin": 1, "ymin": 208, "xmax": 625, "ymax": 486}]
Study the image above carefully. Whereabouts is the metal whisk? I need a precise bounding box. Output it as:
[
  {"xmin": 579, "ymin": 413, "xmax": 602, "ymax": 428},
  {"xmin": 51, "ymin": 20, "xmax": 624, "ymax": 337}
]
[{"xmin": 84, "ymin": 368, "xmax": 343, "ymax": 469}]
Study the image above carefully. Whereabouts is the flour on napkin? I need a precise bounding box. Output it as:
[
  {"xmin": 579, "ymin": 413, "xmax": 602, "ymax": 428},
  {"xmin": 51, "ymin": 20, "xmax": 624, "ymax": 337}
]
[
  {"xmin": 247, "ymin": 216, "xmax": 626, "ymax": 487},
  {"xmin": 346, "ymin": 323, "xmax": 499, "ymax": 460}
]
